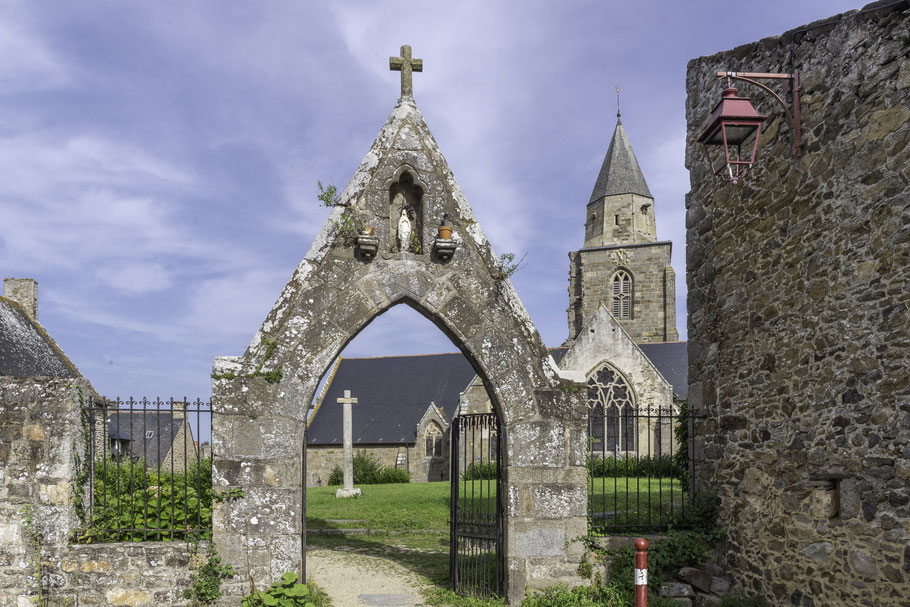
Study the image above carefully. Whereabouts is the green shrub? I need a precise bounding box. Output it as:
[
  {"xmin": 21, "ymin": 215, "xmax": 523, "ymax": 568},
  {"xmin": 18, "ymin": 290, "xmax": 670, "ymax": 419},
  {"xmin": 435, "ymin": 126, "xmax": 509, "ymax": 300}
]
[
  {"xmin": 669, "ymin": 491, "xmax": 720, "ymax": 533},
  {"xmin": 587, "ymin": 454, "xmax": 681, "ymax": 479},
  {"xmin": 77, "ymin": 457, "xmax": 215, "ymax": 543},
  {"xmin": 673, "ymin": 400, "xmax": 690, "ymax": 491},
  {"xmin": 243, "ymin": 572, "xmax": 331, "ymax": 607},
  {"xmin": 327, "ymin": 450, "xmax": 410, "ymax": 485},
  {"xmin": 520, "ymin": 580, "xmax": 630, "ymax": 606},
  {"xmin": 461, "ymin": 460, "xmax": 497, "ymax": 481}
]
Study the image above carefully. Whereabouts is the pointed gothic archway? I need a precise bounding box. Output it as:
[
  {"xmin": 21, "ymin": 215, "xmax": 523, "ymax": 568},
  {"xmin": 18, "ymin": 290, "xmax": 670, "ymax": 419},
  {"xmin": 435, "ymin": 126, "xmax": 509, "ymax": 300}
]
[{"xmin": 211, "ymin": 85, "xmax": 587, "ymax": 603}]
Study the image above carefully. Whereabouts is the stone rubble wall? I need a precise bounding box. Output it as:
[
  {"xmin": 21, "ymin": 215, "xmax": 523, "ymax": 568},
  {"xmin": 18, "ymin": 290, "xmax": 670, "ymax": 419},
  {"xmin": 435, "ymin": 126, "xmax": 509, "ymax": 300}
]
[
  {"xmin": 0, "ymin": 377, "xmax": 195, "ymax": 606},
  {"xmin": 685, "ymin": 2, "xmax": 910, "ymax": 605}
]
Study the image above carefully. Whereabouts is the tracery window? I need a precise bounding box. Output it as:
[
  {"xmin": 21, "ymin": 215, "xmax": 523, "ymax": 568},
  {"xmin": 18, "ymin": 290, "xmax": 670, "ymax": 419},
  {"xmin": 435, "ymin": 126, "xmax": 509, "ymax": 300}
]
[
  {"xmin": 425, "ymin": 424, "xmax": 443, "ymax": 457},
  {"xmin": 587, "ymin": 363, "xmax": 636, "ymax": 453},
  {"xmin": 611, "ymin": 270, "xmax": 633, "ymax": 319}
]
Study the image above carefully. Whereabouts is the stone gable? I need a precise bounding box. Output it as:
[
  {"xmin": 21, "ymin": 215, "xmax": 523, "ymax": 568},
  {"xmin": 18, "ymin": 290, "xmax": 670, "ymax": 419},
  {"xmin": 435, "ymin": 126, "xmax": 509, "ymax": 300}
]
[{"xmin": 211, "ymin": 92, "xmax": 587, "ymax": 603}]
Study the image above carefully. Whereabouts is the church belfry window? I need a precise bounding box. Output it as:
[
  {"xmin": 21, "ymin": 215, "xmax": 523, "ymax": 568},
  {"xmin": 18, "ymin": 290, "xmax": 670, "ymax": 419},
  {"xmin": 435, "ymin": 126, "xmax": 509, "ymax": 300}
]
[
  {"xmin": 611, "ymin": 270, "xmax": 633, "ymax": 319},
  {"xmin": 586, "ymin": 362, "xmax": 636, "ymax": 453}
]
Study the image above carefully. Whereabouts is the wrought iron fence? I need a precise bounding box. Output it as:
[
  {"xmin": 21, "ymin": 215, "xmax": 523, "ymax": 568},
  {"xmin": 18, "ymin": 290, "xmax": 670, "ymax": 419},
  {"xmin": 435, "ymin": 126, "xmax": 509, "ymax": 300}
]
[
  {"xmin": 587, "ymin": 402, "xmax": 698, "ymax": 533},
  {"xmin": 79, "ymin": 397, "xmax": 213, "ymax": 543}
]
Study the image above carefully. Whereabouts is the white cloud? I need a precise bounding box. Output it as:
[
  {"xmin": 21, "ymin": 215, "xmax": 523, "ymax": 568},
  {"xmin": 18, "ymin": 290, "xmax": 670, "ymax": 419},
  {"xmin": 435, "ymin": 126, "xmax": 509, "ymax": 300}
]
[
  {"xmin": 96, "ymin": 261, "xmax": 173, "ymax": 295},
  {"xmin": 0, "ymin": 7, "xmax": 69, "ymax": 93}
]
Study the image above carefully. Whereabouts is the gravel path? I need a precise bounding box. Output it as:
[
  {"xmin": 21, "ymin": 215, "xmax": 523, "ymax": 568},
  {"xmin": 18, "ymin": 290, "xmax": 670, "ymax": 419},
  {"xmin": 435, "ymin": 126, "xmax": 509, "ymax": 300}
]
[{"xmin": 307, "ymin": 546, "xmax": 430, "ymax": 607}]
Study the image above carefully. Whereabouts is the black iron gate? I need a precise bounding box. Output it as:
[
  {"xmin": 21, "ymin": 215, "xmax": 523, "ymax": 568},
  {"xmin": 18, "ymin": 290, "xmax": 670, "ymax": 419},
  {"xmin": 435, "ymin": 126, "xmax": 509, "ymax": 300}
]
[{"xmin": 450, "ymin": 412, "xmax": 503, "ymax": 598}]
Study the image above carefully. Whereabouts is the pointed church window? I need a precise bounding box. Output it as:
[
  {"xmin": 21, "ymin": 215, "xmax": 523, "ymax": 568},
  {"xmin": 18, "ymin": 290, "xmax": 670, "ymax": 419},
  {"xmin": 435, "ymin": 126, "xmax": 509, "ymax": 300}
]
[
  {"xmin": 611, "ymin": 270, "xmax": 633, "ymax": 320},
  {"xmin": 425, "ymin": 423, "xmax": 443, "ymax": 457},
  {"xmin": 586, "ymin": 362, "xmax": 636, "ymax": 454}
]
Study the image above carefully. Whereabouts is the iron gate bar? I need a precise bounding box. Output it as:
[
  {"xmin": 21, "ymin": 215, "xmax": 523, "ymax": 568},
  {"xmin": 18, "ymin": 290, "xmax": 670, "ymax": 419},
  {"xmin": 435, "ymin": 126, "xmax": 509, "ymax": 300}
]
[
  {"xmin": 301, "ymin": 423, "xmax": 307, "ymax": 583},
  {"xmin": 450, "ymin": 412, "xmax": 502, "ymax": 598}
]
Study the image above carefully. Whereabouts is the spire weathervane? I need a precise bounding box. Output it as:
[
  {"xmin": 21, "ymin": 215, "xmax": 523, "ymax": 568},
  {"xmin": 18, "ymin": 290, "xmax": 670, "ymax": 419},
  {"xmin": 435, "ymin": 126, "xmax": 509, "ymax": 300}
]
[
  {"xmin": 616, "ymin": 85, "xmax": 622, "ymax": 122},
  {"xmin": 390, "ymin": 44, "xmax": 423, "ymax": 98}
]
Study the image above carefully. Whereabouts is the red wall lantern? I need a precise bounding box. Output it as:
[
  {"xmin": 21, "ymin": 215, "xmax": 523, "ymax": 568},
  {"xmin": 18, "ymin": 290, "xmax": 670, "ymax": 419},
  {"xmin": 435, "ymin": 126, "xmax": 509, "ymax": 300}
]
[{"xmin": 698, "ymin": 71, "xmax": 802, "ymax": 184}]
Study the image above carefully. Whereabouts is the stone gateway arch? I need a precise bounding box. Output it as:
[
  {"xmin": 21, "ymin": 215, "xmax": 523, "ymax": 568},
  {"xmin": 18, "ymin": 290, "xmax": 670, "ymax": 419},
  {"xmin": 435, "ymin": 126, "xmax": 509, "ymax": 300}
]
[{"xmin": 211, "ymin": 46, "xmax": 587, "ymax": 604}]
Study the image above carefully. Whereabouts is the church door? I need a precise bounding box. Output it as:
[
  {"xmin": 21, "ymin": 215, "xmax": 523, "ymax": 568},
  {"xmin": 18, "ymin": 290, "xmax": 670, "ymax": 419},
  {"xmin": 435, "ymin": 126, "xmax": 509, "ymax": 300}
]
[{"xmin": 449, "ymin": 412, "xmax": 503, "ymax": 598}]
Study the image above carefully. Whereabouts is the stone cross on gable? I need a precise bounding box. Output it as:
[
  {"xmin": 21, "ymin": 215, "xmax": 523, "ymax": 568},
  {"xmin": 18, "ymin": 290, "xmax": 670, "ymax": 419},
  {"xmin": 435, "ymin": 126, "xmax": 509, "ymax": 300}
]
[
  {"xmin": 389, "ymin": 44, "xmax": 423, "ymax": 98},
  {"xmin": 335, "ymin": 389, "xmax": 362, "ymax": 498}
]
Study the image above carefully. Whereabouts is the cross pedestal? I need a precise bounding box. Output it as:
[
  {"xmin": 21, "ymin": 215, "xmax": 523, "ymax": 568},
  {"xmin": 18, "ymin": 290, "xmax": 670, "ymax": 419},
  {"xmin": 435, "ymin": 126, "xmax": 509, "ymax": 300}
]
[{"xmin": 335, "ymin": 389, "xmax": 362, "ymax": 498}]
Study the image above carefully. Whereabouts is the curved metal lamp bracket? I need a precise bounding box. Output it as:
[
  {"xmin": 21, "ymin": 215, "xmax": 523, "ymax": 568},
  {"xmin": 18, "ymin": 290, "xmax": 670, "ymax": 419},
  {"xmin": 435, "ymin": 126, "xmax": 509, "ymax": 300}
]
[{"xmin": 716, "ymin": 70, "xmax": 802, "ymax": 157}]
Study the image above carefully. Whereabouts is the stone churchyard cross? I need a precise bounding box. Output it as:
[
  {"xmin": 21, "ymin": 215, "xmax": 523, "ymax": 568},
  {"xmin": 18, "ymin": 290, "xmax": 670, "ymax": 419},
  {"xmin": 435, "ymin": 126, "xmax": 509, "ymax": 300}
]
[
  {"xmin": 336, "ymin": 389, "xmax": 362, "ymax": 498},
  {"xmin": 389, "ymin": 44, "xmax": 422, "ymax": 97}
]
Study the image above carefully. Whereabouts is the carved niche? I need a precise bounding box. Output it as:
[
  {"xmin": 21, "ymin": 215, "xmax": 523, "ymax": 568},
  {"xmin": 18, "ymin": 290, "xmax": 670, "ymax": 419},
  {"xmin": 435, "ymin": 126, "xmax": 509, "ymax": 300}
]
[{"xmin": 389, "ymin": 172, "xmax": 424, "ymax": 253}]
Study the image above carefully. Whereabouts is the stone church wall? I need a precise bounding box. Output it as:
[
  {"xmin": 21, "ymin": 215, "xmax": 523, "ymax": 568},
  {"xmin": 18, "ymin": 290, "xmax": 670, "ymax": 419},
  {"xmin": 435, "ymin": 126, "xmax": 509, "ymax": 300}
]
[
  {"xmin": 568, "ymin": 241, "xmax": 677, "ymax": 343},
  {"xmin": 307, "ymin": 444, "xmax": 425, "ymax": 486},
  {"xmin": 0, "ymin": 377, "xmax": 193, "ymax": 606},
  {"xmin": 685, "ymin": 3, "xmax": 910, "ymax": 605}
]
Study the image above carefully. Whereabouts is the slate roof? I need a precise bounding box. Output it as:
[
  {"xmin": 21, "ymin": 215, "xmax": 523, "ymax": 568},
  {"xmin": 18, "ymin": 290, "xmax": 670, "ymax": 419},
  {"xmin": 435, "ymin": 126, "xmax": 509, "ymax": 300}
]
[
  {"xmin": 550, "ymin": 347, "xmax": 568, "ymax": 365},
  {"xmin": 107, "ymin": 411, "xmax": 186, "ymax": 466},
  {"xmin": 589, "ymin": 119, "xmax": 653, "ymax": 201},
  {"xmin": 638, "ymin": 341, "xmax": 689, "ymax": 400},
  {"xmin": 0, "ymin": 296, "xmax": 77, "ymax": 378},
  {"xmin": 307, "ymin": 353, "xmax": 477, "ymax": 445}
]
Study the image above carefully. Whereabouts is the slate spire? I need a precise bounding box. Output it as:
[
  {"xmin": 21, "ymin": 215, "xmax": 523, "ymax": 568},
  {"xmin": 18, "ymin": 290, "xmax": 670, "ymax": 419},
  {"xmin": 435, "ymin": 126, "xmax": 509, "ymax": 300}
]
[{"xmin": 589, "ymin": 118, "xmax": 653, "ymax": 202}]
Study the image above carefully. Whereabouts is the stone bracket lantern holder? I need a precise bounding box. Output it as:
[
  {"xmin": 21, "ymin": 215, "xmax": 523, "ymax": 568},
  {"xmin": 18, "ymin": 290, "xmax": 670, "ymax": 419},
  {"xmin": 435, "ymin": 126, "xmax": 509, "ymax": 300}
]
[
  {"xmin": 356, "ymin": 235, "xmax": 379, "ymax": 259},
  {"xmin": 432, "ymin": 237, "xmax": 457, "ymax": 261}
]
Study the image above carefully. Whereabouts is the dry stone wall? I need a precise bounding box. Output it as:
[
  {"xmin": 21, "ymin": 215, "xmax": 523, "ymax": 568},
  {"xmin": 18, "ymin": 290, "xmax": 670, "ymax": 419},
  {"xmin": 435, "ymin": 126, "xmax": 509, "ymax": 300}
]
[
  {"xmin": 0, "ymin": 378, "xmax": 194, "ymax": 606},
  {"xmin": 685, "ymin": 3, "xmax": 910, "ymax": 605}
]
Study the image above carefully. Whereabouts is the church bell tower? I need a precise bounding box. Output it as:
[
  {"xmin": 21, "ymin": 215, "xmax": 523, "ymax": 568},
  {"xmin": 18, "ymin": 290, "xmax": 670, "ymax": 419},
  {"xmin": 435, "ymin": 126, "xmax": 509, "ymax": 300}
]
[{"xmin": 567, "ymin": 111, "xmax": 678, "ymax": 344}]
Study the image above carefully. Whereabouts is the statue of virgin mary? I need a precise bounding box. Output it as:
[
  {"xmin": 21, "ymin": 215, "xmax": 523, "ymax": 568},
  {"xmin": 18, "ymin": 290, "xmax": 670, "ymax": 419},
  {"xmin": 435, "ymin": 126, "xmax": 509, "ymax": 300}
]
[{"xmin": 397, "ymin": 206, "xmax": 412, "ymax": 252}]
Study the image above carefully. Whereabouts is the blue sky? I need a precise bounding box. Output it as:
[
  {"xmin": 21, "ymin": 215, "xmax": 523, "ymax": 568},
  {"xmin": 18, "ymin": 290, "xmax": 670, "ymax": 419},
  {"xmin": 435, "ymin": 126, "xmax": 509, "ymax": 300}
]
[{"xmin": 1, "ymin": 1, "xmax": 862, "ymax": 399}]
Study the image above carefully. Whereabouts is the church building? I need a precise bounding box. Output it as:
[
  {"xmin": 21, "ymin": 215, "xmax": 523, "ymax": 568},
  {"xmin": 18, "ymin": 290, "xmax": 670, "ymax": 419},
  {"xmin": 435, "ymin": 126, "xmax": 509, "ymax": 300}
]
[
  {"xmin": 568, "ymin": 111, "xmax": 678, "ymax": 344},
  {"xmin": 305, "ymin": 110, "xmax": 687, "ymax": 482}
]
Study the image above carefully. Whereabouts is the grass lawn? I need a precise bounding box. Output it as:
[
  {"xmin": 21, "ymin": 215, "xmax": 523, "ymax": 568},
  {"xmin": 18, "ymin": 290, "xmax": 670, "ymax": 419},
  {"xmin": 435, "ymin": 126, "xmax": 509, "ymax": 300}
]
[
  {"xmin": 589, "ymin": 476, "xmax": 686, "ymax": 528},
  {"xmin": 307, "ymin": 478, "xmax": 684, "ymax": 531},
  {"xmin": 305, "ymin": 479, "xmax": 686, "ymax": 606},
  {"xmin": 306, "ymin": 481, "xmax": 453, "ymax": 530}
]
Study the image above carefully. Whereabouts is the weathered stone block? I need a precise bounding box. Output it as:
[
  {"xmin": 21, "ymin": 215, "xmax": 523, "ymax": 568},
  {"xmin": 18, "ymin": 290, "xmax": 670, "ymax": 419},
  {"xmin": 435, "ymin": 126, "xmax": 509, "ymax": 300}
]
[
  {"xmin": 508, "ymin": 422, "xmax": 565, "ymax": 468},
  {"xmin": 512, "ymin": 527, "xmax": 565, "ymax": 558}
]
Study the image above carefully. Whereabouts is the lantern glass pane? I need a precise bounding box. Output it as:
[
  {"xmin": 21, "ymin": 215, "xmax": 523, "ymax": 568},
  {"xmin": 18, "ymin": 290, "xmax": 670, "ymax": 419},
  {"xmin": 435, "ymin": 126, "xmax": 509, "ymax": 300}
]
[{"xmin": 722, "ymin": 123, "xmax": 759, "ymax": 146}]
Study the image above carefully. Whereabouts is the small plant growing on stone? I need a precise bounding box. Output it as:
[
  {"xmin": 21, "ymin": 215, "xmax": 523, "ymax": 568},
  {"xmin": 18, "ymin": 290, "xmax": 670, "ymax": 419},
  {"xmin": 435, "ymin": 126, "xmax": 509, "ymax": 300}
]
[
  {"xmin": 318, "ymin": 180, "xmax": 364, "ymax": 241},
  {"xmin": 21, "ymin": 505, "xmax": 44, "ymax": 604},
  {"xmin": 494, "ymin": 252, "xmax": 525, "ymax": 280},
  {"xmin": 213, "ymin": 337, "xmax": 282, "ymax": 384},
  {"xmin": 409, "ymin": 228, "xmax": 423, "ymax": 254},
  {"xmin": 185, "ymin": 547, "xmax": 234, "ymax": 604}
]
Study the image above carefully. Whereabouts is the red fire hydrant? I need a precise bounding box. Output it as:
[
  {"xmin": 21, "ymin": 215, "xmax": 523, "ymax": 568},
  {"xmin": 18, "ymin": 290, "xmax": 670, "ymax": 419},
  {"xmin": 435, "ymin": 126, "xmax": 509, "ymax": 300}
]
[{"xmin": 635, "ymin": 537, "xmax": 648, "ymax": 607}]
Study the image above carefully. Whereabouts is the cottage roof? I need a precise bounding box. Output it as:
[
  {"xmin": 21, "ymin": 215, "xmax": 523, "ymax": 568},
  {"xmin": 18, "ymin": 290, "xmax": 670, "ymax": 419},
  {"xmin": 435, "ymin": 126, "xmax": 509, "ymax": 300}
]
[
  {"xmin": 307, "ymin": 352, "xmax": 476, "ymax": 445},
  {"xmin": 637, "ymin": 341, "xmax": 688, "ymax": 399},
  {"xmin": 107, "ymin": 411, "xmax": 186, "ymax": 466},
  {"xmin": 0, "ymin": 296, "xmax": 77, "ymax": 378},
  {"xmin": 589, "ymin": 119, "xmax": 653, "ymax": 201}
]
